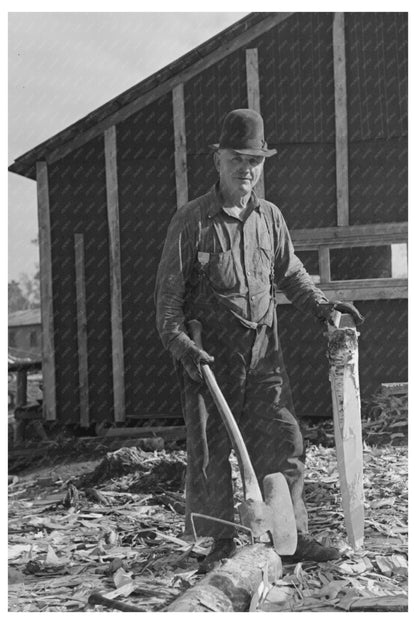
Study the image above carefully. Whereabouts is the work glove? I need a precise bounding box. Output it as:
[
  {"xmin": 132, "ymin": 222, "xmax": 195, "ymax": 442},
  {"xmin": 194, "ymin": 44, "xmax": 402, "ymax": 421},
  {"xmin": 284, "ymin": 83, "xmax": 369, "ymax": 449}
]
[
  {"xmin": 180, "ymin": 342, "xmax": 214, "ymax": 383},
  {"xmin": 317, "ymin": 301, "xmax": 365, "ymax": 327}
]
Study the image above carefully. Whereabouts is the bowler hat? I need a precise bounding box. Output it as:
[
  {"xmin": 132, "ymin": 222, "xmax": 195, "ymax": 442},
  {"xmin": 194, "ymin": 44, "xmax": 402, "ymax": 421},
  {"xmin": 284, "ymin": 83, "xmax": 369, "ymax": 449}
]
[{"xmin": 210, "ymin": 108, "xmax": 277, "ymax": 157}]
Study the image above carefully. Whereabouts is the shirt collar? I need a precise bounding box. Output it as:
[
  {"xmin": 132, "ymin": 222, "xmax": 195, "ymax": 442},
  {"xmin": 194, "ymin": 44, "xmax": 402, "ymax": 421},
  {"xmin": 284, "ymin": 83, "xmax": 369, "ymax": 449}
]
[{"xmin": 207, "ymin": 181, "xmax": 263, "ymax": 218}]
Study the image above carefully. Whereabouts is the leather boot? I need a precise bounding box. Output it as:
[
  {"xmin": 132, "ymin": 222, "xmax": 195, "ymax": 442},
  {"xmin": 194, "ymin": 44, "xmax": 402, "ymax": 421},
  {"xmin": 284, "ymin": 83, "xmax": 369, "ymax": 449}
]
[
  {"xmin": 283, "ymin": 533, "xmax": 340, "ymax": 563},
  {"xmin": 198, "ymin": 538, "xmax": 237, "ymax": 573}
]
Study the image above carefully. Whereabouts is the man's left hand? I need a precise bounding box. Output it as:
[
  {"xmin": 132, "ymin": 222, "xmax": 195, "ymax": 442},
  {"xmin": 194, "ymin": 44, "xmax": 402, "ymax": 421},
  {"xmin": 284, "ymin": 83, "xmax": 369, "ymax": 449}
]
[{"xmin": 317, "ymin": 301, "xmax": 365, "ymax": 327}]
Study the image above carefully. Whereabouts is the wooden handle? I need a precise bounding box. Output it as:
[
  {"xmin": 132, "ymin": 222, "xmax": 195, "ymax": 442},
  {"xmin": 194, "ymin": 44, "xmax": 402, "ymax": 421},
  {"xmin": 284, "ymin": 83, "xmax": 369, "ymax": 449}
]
[{"xmin": 187, "ymin": 319, "xmax": 263, "ymax": 502}]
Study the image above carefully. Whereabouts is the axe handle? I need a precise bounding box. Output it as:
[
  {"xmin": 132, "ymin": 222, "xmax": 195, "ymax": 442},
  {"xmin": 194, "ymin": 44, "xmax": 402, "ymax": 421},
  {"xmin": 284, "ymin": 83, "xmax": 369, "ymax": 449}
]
[{"xmin": 188, "ymin": 319, "xmax": 263, "ymax": 502}]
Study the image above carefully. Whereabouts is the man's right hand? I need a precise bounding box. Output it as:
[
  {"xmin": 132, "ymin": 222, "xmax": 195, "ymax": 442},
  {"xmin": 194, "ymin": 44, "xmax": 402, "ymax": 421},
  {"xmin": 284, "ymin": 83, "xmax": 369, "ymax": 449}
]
[{"xmin": 180, "ymin": 343, "xmax": 214, "ymax": 382}]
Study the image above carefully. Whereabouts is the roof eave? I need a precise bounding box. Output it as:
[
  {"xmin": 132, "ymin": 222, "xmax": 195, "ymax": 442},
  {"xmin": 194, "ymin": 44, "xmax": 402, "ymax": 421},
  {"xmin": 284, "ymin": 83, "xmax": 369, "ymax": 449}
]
[{"xmin": 9, "ymin": 12, "xmax": 281, "ymax": 180}]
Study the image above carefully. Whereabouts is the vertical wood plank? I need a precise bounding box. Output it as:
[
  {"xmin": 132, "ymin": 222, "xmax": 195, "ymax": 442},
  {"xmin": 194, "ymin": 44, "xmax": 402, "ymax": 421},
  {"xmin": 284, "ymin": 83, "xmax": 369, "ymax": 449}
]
[
  {"xmin": 318, "ymin": 246, "xmax": 331, "ymax": 283},
  {"xmin": 172, "ymin": 83, "xmax": 188, "ymax": 207},
  {"xmin": 333, "ymin": 13, "xmax": 350, "ymax": 226},
  {"xmin": 74, "ymin": 233, "xmax": 89, "ymax": 428},
  {"xmin": 104, "ymin": 125, "xmax": 126, "ymax": 423},
  {"xmin": 245, "ymin": 48, "xmax": 265, "ymax": 199},
  {"xmin": 36, "ymin": 161, "xmax": 56, "ymax": 421},
  {"xmin": 16, "ymin": 370, "xmax": 27, "ymax": 407},
  {"xmin": 391, "ymin": 243, "xmax": 408, "ymax": 278},
  {"xmin": 246, "ymin": 48, "xmax": 261, "ymax": 112}
]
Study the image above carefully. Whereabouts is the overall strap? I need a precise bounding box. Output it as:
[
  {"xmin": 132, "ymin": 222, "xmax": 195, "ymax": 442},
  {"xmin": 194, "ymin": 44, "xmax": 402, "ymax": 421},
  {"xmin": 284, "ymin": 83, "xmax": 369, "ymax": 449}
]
[{"xmin": 259, "ymin": 199, "xmax": 277, "ymax": 300}]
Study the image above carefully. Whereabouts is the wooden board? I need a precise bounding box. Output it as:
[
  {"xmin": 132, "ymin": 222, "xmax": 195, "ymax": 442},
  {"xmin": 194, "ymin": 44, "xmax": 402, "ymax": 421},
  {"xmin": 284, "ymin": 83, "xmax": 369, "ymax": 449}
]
[
  {"xmin": 74, "ymin": 233, "xmax": 90, "ymax": 427},
  {"xmin": 275, "ymin": 278, "xmax": 408, "ymax": 304},
  {"xmin": 327, "ymin": 312, "xmax": 364, "ymax": 549},
  {"xmin": 104, "ymin": 426, "xmax": 186, "ymax": 440},
  {"xmin": 391, "ymin": 243, "xmax": 408, "ymax": 278},
  {"xmin": 380, "ymin": 382, "xmax": 408, "ymax": 396},
  {"xmin": 36, "ymin": 161, "xmax": 56, "ymax": 421},
  {"xmin": 172, "ymin": 83, "xmax": 189, "ymax": 207},
  {"xmin": 16, "ymin": 371, "xmax": 27, "ymax": 407},
  {"xmin": 126, "ymin": 413, "xmax": 183, "ymax": 421},
  {"xmin": 333, "ymin": 12, "xmax": 349, "ymax": 226},
  {"xmin": 290, "ymin": 222, "xmax": 408, "ymax": 249},
  {"xmin": 104, "ymin": 126, "xmax": 126, "ymax": 423},
  {"xmin": 245, "ymin": 48, "xmax": 265, "ymax": 199},
  {"xmin": 318, "ymin": 246, "xmax": 331, "ymax": 283}
]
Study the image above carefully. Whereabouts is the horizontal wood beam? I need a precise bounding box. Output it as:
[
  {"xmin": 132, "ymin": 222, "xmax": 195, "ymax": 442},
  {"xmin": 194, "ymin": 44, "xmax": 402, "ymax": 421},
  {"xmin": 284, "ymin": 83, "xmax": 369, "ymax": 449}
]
[
  {"xmin": 104, "ymin": 426, "xmax": 186, "ymax": 440},
  {"xmin": 291, "ymin": 222, "xmax": 407, "ymax": 250},
  {"xmin": 13, "ymin": 13, "xmax": 291, "ymax": 177},
  {"xmin": 276, "ymin": 278, "xmax": 408, "ymax": 304},
  {"xmin": 126, "ymin": 413, "xmax": 183, "ymax": 420}
]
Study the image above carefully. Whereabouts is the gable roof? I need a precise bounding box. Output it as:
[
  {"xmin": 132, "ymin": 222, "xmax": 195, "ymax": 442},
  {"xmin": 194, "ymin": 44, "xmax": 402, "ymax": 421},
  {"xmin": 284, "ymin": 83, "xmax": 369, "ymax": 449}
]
[
  {"xmin": 8, "ymin": 308, "xmax": 41, "ymax": 327},
  {"xmin": 9, "ymin": 12, "xmax": 292, "ymax": 180}
]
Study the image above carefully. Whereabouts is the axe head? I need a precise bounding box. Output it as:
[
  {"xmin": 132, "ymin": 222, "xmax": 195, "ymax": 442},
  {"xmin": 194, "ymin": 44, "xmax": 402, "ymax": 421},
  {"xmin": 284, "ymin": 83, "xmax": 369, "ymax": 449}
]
[
  {"xmin": 237, "ymin": 473, "xmax": 298, "ymax": 556},
  {"xmin": 263, "ymin": 472, "xmax": 297, "ymax": 556},
  {"xmin": 238, "ymin": 499, "xmax": 273, "ymax": 538}
]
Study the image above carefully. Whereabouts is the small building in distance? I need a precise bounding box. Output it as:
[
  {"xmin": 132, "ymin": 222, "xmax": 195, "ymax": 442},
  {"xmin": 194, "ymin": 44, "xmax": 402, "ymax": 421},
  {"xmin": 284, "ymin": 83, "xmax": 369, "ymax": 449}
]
[{"xmin": 8, "ymin": 309, "xmax": 42, "ymax": 359}]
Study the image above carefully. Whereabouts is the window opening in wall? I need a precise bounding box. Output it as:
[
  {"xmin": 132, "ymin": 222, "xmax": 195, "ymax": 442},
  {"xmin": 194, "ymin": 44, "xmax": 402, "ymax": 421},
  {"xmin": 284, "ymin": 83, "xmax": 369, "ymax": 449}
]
[{"xmin": 329, "ymin": 245, "xmax": 407, "ymax": 281}]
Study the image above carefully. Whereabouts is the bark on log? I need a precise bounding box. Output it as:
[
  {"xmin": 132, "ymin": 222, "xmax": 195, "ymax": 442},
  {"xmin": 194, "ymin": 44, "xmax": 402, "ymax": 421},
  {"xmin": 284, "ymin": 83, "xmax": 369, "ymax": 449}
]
[
  {"xmin": 166, "ymin": 544, "xmax": 282, "ymax": 612},
  {"xmin": 347, "ymin": 594, "xmax": 408, "ymax": 612}
]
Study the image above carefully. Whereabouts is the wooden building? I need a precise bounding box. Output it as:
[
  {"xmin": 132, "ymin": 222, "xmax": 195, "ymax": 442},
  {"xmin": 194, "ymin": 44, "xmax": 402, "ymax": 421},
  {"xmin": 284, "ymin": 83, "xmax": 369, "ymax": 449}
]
[
  {"xmin": 9, "ymin": 12, "xmax": 407, "ymax": 427},
  {"xmin": 8, "ymin": 309, "xmax": 42, "ymax": 359}
]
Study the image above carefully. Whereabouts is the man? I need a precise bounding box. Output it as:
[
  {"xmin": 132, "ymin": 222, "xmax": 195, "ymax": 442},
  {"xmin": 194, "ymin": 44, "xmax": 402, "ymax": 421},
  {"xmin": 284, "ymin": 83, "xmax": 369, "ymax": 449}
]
[{"xmin": 155, "ymin": 109, "xmax": 363, "ymax": 570}]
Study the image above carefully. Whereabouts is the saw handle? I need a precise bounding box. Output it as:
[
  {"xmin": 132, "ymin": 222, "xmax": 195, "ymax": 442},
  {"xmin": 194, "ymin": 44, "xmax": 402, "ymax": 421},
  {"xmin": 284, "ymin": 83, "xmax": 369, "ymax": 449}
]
[{"xmin": 188, "ymin": 319, "xmax": 263, "ymax": 502}]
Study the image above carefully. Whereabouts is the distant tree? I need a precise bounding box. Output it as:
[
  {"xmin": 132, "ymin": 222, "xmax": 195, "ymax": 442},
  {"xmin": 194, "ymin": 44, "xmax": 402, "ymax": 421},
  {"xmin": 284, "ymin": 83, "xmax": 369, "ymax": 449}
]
[
  {"xmin": 30, "ymin": 237, "xmax": 41, "ymax": 292},
  {"xmin": 19, "ymin": 271, "xmax": 40, "ymax": 308},
  {"xmin": 8, "ymin": 280, "xmax": 30, "ymax": 313},
  {"xmin": 8, "ymin": 236, "xmax": 41, "ymax": 311}
]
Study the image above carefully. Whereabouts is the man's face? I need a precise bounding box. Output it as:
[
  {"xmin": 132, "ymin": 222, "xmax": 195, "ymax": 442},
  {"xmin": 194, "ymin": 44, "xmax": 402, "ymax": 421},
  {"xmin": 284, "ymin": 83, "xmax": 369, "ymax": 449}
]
[{"xmin": 214, "ymin": 149, "xmax": 265, "ymax": 198}]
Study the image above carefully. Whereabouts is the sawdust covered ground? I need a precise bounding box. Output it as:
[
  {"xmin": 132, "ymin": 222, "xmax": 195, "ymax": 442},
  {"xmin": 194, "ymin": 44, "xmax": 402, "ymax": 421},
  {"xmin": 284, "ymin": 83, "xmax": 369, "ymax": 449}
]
[{"xmin": 8, "ymin": 419, "xmax": 408, "ymax": 613}]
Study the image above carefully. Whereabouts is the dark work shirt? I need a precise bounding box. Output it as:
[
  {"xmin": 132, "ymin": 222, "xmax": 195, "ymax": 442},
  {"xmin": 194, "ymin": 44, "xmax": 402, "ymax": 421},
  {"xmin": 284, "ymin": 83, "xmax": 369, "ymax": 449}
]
[{"xmin": 155, "ymin": 184, "xmax": 328, "ymax": 359}]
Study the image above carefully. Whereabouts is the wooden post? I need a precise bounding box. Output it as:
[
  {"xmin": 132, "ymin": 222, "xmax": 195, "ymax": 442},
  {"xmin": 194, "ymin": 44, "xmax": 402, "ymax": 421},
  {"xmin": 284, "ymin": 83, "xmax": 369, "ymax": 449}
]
[
  {"xmin": 74, "ymin": 234, "xmax": 90, "ymax": 428},
  {"xmin": 327, "ymin": 312, "xmax": 364, "ymax": 549},
  {"xmin": 36, "ymin": 161, "xmax": 56, "ymax": 421},
  {"xmin": 333, "ymin": 13, "xmax": 349, "ymax": 226},
  {"xmin": 245, "ymin": 48, "xmax": 265, "ymax": 199},
  {"xmin": 318, "ymin": 246, "xmax": 331, "ymax": 283},
  {"xmin": 391, "ymin": 243, "xmax": 408, "ymax": 278},
  {"xmin": 16, "ymin": 370, "xmax": 27, "ymax": 407},
  {"xmin": 104, "ymin": 126, "xmax": 126, "ymax": 423},
  {"xmin": 172, "ymin": 83, "xmax": 188, "ymax": 207}
]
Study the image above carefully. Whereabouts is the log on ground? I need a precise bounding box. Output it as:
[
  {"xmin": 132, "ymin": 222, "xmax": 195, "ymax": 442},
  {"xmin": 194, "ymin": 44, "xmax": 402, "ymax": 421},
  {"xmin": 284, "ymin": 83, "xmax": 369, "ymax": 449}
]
[{"xmin": 166, "ymin": 543, "xmax": 282, "ymax": 612}]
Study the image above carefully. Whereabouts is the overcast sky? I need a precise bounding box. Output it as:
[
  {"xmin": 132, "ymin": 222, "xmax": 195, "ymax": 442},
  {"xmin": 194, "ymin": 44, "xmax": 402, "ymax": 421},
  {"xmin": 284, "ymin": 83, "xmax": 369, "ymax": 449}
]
[{"xmin": 8, "ymin": 12, "xmax": 248, "ymax": 282}]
